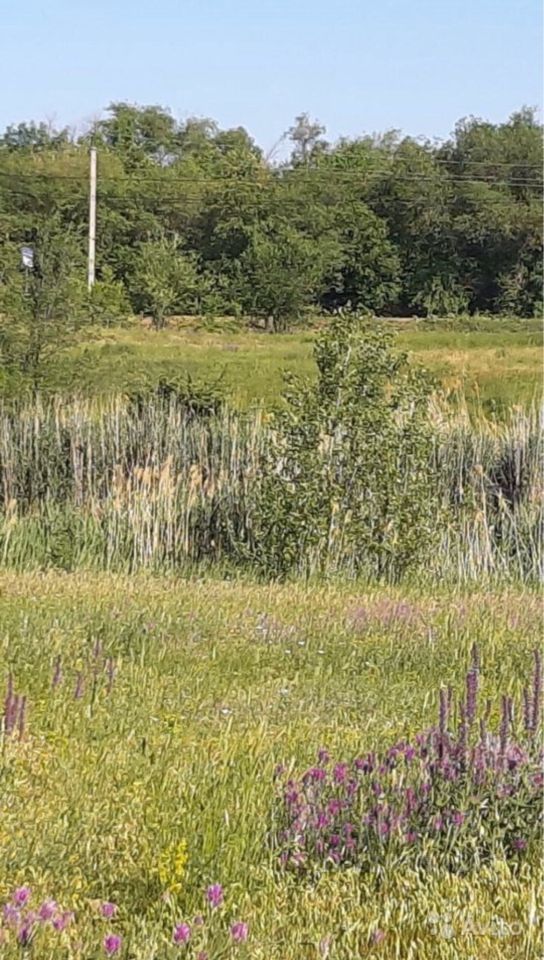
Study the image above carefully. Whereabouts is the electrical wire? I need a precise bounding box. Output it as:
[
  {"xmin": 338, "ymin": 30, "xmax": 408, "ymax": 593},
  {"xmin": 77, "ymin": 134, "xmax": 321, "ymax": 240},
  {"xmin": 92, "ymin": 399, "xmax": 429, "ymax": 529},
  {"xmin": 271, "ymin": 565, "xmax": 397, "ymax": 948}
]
[{"xmin": 0, "ymin": 167, "xmax": 541, "ymax": 187}]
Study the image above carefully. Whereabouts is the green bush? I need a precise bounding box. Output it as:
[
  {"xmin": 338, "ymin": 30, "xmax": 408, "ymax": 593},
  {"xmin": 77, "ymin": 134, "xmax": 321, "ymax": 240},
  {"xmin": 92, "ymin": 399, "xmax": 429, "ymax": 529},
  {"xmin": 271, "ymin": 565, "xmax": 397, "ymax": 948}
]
[
  {"xmin": 87, "ymin": 267, "xmax": 131, "ymax": 325},
  {"xmin": 125, "ymin": 373, "xmax": 225, "ymax": 418},
  {"xmin": 250, "ymin": 315, "xmax": 439, "ymax": 579}
]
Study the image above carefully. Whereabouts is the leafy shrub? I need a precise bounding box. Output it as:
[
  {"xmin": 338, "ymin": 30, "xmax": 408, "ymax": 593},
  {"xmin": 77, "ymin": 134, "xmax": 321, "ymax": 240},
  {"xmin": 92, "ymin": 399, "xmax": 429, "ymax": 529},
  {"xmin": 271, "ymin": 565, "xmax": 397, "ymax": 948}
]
[
  {"xmin": 87, "ymin": 268, "xmax": 131, "ymax": 326},
  {"xmin": 275, "ymin": 648, "xmax": 543, "ymax": 875},
  {"xmin": 250, "ymin": 315, "xmax": 439, "ymax": 579},
  {"xmin": 130, "ymin": 234, "xmax": 201, "ymax": 329},
  {"xmin": 125, "ymin": 374, "xmax": 224, "ymax": 418},
  {"xmin": 415, "ymin": 277, "xmax": 471, "ymax": 317}
]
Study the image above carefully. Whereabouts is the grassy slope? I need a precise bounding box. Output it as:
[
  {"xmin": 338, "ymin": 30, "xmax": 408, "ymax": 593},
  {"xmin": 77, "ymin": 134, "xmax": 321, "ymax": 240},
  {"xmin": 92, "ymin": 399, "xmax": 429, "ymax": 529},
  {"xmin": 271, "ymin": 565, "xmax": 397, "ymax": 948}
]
[
  {"xmin": 0, "ymin": 572, "xmax": 540, "ymax": 958},
  {"xmin": 49, "ymin": 317, "xmax": 542, "ymax": 414}
]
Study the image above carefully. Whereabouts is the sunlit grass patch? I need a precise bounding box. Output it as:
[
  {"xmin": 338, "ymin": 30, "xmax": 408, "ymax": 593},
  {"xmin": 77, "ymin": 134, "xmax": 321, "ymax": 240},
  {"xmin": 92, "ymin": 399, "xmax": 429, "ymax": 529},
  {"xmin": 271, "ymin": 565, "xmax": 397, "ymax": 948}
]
[{"xmin": 0, "ymin": 573, "xmax": 541, "ymax": 957}]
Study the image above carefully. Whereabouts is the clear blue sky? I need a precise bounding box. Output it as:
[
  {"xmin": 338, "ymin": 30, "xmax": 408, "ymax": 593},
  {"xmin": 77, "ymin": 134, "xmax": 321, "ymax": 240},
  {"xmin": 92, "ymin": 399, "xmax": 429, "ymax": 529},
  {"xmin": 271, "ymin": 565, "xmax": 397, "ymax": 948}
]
[{"xmin": 1, "ymin": 0, "xmax": 541, "ymax": 151}]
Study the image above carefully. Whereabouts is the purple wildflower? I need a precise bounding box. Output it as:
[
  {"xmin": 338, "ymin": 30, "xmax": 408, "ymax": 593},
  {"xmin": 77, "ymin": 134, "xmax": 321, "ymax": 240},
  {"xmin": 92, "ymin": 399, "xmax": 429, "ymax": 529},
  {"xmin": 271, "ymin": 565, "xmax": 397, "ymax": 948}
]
[
  {"xmin": 38, "ymin": 900, "xmax": 58, "ymax": 922},
  {"xmin": 74, "ymin": 671, "xmax": 85, "ymax": 700},
  {"xmin": 457, "ymin": 701, "xmax": 468, "ymax": 767},
  {"xmin": 371, "ymin": 929, "xmax": 386, "ymax": 944},
  {"xmin": 206, "ymin": 884, "xmax": 223, "ymax": 909},
  {"xmin": 172, "ymin": 923, "xmax": 191, "ymax": 944},
  {"xmin": 101, "ymin": 902, "xmax": 117, "ymax": 919},
  {"xmin": 451, "ymin": 811, "xmax": 465, "ymax": 828},
  {"xmin": 333, "ymin": 763, "xmax": 348, "ymax": 784},
  {"xmin": 315, "ymin": 811, "xmax": 330, "ymax": 829},
  {"xmin": 3, "ymin": 674, "xmax": 14, "ymax": 734},
  {"xmin": 52, "ymin": 656, "xmax": 63, "ymax": 689},
  {"xmin": 466, "ymin": 667, "xmax": 479, "ymax": 726},
  {"xmin": 523, "ymin": 687, "xmax": 532, "ymax": 731},
  {"xmin": 506, "ymin": 743, "xmax": 527, "ymax": 770},
  {"xmin": 531, "ymin": 649, "xmax": 542, "ymax": 732},
  {"xmin": 285, "ymin": 786, "xmax": 299, "ymax": 805},
  {"xmin": 13, "ymin": 887, "xmax": 31, "ymax": 907},
  {"xmin": 18, "ymin": 922, "xmax": 34, "ymax": 946},
  {"xmin": 304, "ymin": 766, "xmax": 326, "ymax": 784},
  {"xmin": 104, "ymin": 933, "xmax": 122, "ymax": 955},
  {"xmin": 512, "ymin": 837, "xmax": 527, "ymax": 851},
  {"xmin": 52, "ymin": 911, "xmax": 74, "ymax": 931},
  {"xmin": 499, "ymin": 695, "xmax": 511, "ymax": 755},
  {"xmin": 3, "ymin": 904, "xmax": 19, "ymax": 926},
  {"xmin": 106, "ymin": 658, "xmax": 116, "ymax": 695},
  {"xmin": 230, "ymin": 921, "xmax": 249, "ymax": 943}
]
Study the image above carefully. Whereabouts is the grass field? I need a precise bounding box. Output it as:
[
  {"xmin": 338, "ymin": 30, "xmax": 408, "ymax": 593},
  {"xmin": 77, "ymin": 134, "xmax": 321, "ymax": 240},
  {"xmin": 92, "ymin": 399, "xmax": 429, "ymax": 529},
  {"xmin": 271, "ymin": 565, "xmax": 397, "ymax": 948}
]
[
  {"xmin": 0, "ymin": 314, "xmax": 541, "ymax": 958},
  {"xmin": 46, "ymin": 316, "xmax": 543, "ymax": 414},
  {"xmin": 0, "ymin": 573, "xmax": 541, "ymax": 958}
]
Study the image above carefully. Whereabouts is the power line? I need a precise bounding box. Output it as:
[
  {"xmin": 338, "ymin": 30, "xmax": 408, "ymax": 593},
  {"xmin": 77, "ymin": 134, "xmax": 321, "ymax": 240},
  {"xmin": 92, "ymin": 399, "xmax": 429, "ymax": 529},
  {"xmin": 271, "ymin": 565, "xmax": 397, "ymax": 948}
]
[
  {"xmin": 1, "ymin": 183, "xmax": 538, "ymax": 214},
  {"xmin": 0, "ymin": 168, "xmax": 541, "ymax": 188},
  {"xmin": 1, "ymin": 174, "xmax": 540, "ymax": 203},
  {"xmin": 14, "ymin": 132, "xmax": 538, "ymax": 169}
]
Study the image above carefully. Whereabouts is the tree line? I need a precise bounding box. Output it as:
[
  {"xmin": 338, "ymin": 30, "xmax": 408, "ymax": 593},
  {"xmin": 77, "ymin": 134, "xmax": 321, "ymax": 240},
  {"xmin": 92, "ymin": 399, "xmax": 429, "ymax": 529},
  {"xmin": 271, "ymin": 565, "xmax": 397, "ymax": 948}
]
[{"xmin": 0, "ymin": 102, "xmax": 541, "ymax": 340}]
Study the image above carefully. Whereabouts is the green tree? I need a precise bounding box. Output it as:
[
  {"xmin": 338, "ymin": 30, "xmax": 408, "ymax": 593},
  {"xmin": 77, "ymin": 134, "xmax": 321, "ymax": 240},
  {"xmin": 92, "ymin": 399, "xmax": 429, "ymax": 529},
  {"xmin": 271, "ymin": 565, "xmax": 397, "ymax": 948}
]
[
  {"xmin": 87, "ymin": 267, "xmax": 131, "ymax": 326},
  {"xmin": 0, "ymin": 220, "xmax": 87, "ymax": 392},
  {"xmin": 251, "ymin": 316, "xmax": 437, "ymax": 579},
  {"xmin": 287, "ymin": 113, "xmax": 327, "ymax": 165},
  {"xmin": 0, "ymin": 120, "xmax": 72, "ymax": 152},
  {"xmin": 0, "ymin": 104, "xmax": 541, "ymax": 322},
  {"xmin": 236, "ymin": 222, "xmax": 331, "ymax": 331},
  {"xmin": 91, "ymin": 102, "xmax": 180, "ymax": 166},
  {"xmin": 131, "ymin": 234, "xmax": 201, "ymax": 328}
]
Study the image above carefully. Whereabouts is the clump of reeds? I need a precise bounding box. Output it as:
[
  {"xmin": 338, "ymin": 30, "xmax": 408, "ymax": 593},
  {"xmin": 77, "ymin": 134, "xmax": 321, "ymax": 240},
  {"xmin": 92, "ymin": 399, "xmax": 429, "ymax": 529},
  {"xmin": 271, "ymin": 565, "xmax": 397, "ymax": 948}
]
[{"xmin": 0, "ymin": 394, "xmax": 541, "ymax": 581}]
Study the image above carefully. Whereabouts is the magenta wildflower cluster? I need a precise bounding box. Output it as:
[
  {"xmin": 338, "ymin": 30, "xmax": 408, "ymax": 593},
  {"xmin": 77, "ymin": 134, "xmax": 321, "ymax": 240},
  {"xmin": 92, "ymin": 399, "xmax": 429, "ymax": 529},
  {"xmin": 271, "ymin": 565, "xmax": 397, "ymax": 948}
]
[
  {"xmin": 0, "ymin": 884, "xmax": 248, "ymax": 955},
  {"xmin": 276, "ymin": 647, "xmax": 542, "ymax": 873},
  {"xmin": 170, "ymin": 883, "xmax": 248, "ymax": 954},
  {"xmin": 53, "ymin": 639, "xmax": 117, "ymax": 700},
  {"xmin": 1, "ymin": 645, "xmax": 118, "ymax": 741},
  {"xmin": 0, "ymin": 887, "xmax": 73, "ymax": 947},
  {"xmin": 2, "ymin": 674, "xmax": 27, "ymax": 738}
]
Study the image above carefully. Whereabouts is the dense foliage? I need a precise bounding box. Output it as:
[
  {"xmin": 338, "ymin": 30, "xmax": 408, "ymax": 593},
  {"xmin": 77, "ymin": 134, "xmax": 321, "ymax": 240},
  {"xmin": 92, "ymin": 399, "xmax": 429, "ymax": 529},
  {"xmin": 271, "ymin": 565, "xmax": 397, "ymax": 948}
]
[
  {"xmin": 251, "ymin": 316, "xmax": 437, "ymax": 579},
  {"xmin": 0, "ymin": 103, "xmax": 541, "ymax": 334}
]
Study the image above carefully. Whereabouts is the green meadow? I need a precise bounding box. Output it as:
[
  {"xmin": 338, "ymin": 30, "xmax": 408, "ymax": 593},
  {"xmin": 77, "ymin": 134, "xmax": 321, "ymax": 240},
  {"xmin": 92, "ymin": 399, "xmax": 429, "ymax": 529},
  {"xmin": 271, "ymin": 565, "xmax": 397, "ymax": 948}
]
[
  {"xmin": 44, "ymin": 317, "xmax": 542, "ymax": 415},
  {"xmin": 0, "ymin": 573, "xmax": 540, "ymax": 958},
  {"xmin": 0, "ymin": 316, "xmax": 541, "ymax": 959}
]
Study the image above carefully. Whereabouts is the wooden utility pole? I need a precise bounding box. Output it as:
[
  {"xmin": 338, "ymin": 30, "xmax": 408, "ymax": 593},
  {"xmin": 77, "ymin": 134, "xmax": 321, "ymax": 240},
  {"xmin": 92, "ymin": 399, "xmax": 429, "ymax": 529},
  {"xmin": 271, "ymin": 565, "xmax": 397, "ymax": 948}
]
[{"xmin": 87, "ymin": 147, "xmax": 97, "ymax": 290}]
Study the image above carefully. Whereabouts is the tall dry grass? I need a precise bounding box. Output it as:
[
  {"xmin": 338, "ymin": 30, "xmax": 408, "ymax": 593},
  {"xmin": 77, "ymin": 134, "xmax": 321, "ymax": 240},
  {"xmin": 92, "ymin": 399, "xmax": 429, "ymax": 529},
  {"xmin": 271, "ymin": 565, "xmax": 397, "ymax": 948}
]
[{"xmin": 0, "ymin": 395, "xmax": 541, "ymax": 580}]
